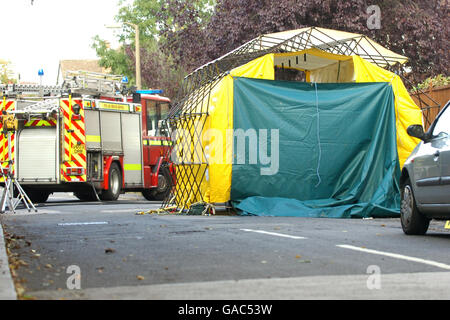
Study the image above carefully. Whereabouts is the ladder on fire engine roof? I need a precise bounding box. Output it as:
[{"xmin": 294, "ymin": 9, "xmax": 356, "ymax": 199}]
[
  {"xmin": 0, "ymin": 70, "xmax": 127, "ymax": 98},
  {"xmin": 7, "ymin": 99, "xmax": 60, "ymax": 119}
]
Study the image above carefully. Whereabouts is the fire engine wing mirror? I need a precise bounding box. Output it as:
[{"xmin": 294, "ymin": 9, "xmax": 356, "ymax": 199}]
[{"xmin": 158, "ymin": 120, "xmax": 169, "ymax": 136}]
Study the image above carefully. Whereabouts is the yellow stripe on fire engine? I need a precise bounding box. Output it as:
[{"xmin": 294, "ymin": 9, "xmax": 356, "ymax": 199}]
[
  {"xmin": 86, "ymin": 135, "xmax": 101, "ymax": 143},
  {"xmin": 146, "ymin": 140, "xmax": 173, "ymax": 146},
  {"xmin": 124, "ymin": 164, "xmax": 142, "ymax": 171},
  {"xmin": 60, "ymin": 98, "xmax": 87, "ymax": 182},
  {"xmin": 98, "ymin": 101, "xmax": 131, "ymax": 112}
]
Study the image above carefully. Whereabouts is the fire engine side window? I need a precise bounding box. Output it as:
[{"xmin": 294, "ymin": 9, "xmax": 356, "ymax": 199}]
[
  {"xmin": 147, "ymin": 101, "xmax": 170, "ymax": 136},
  {"xmin": 156, "ymin": 102, "xmax": 170, "ymax": 135},
  {"xmin": 156, "ymin": 102, "xmax": 170, "ymax": 136},
  {"xmin": 146, "ymin": 100, "xmax": 157, "ymax": 136}
]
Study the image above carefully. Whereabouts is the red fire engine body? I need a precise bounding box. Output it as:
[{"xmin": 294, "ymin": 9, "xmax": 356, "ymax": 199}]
[{"xmin": 0, "ymin": 73, "xmax": 173, "ymax": 203}]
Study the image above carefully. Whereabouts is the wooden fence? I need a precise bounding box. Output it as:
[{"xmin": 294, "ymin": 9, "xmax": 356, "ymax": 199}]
[{"xmin": 410, "ymin": 84, "xmax": 450, "ymax": 130}]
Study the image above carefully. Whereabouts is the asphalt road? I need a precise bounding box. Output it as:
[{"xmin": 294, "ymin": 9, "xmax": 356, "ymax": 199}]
[{"xmin": 1, "ymin": 192, "xmax": 450, "ymax": 300}]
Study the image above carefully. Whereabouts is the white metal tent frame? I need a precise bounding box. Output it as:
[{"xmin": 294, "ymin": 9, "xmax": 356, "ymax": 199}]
[{"xmin": 162, "ymin": 27, "xmax": 440, "ymax": 210}]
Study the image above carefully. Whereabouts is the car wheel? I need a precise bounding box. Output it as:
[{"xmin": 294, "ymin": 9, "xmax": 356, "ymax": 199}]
[
  {"xmin": 400, "ymin": 178, "xmax": 430, "ymax": 235},
  {"xmin": 100, "ymin": 162, "xmax": 122, "ymax": 201}
]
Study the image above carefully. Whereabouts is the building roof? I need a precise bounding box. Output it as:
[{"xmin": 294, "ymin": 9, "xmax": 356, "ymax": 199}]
[{"xmin": 57, "ymin": 59, "xmax": 110, "ymax": 83}]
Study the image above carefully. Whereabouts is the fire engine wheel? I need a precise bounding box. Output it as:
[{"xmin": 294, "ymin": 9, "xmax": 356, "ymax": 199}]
[
  {"xmin": 74, "ymin": 191, "xmax": 98, "ymax": 202},
  {"xmin": 24, "ymin": 189, "xmax": 51, "ymax": 203},
  {"xmin": 100, "ymin": 162, "xmax": 122, "ymax": 201},
  {"xmin": 142, "ymin": 166, "xmax": 172, "ymax": 201}
]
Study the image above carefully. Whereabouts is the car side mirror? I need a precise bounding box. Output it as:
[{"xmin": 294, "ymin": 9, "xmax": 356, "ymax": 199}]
[{"xmin": 407, "ymin": 124, "xmax": 427, "ymax": 141}]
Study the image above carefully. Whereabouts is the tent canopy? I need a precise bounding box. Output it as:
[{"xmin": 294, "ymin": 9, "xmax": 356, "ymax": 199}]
[{"xmin": 182, "ymin": 26, "xmax": 408, "ymax": 95}]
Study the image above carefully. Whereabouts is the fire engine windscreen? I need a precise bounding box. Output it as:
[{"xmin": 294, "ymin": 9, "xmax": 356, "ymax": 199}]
[{"xmin": 146, "ymin": 101, "xmax": 170, "ymax": 136}]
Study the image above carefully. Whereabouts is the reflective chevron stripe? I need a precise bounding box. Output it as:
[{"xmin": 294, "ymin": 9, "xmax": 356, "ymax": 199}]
[
  {"xmin": 24, "ymin": 119, "xmax": 57, "ymax": 127},
  {"xmin": 60, "ymin": 98, "xmax": 87, "ymax": 182},
  {"xmin": 0, "ymin": 100, "xmax": 15, "ymax": 181}
]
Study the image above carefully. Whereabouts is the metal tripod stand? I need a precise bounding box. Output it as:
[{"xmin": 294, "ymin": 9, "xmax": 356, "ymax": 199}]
[{"xmin": 0, "ymin": 130, "xmax": 37, "ymax": 214}]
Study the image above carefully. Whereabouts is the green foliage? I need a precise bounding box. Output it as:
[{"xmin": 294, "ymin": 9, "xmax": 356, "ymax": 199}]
[
  {"xmin": 116, "ymin": 0, "xmax": 215, "ymax": 41},
  {"xmin": 93, "ymin": 0, "xmax": 215, "ymax": 98},
  {"xmin": 93, "ymin": 0, "xmax": 448, "ymax": 98},
  {"xmin": 0, "ymin": 60, "xmax": 17, "ymax": 84},
  {"xmin": 91, "ymin": 35, "xmax": 135, "ymax": 84},
  {"xmin": 414, "ymin": 74, "xmax": 450, "ymax": 92}
]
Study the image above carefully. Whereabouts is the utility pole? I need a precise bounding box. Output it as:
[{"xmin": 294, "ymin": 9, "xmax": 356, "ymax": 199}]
[{"xmin": 105, "ymin": 22, "xmax": 141, "ymax": 90}]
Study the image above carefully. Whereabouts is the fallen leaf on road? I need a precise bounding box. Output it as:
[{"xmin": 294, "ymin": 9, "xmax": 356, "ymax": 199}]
[
  {"xmin": 298, "ymin": 260, "xmax": 311, "ymax": 263},
  {"xmin": 137, "ymin": 275, "xmax": 145, "ymax": 280},
  {"xmin": 45, "ymin": 264, "xmax": 53, "ymax": 269},
  {"xmin": 105, "ymin": 248, "xmax": 116, "ymax": 254},
  {"xmin": 295, "ymin": 255, "xmax": 302, "ymax": 259},
  {"xmin": 17, "ymin": 259, "xmax": 28, "ymax": 267}
]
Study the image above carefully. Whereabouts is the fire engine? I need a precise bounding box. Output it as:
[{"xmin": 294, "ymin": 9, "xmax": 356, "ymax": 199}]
[{"xmin": 0, "ymin": 71, "xmax": 173, "ymax": 203}]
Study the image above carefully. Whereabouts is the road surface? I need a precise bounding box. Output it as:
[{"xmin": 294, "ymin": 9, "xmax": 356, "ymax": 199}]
[{"xmin": 1, "ymin": 192, "xmax": 450, "ymax": 300}]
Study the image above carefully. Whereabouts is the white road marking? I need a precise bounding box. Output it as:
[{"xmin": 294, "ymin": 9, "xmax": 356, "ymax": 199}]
[
  {"xmin": 240, "ymin": 228, "xmax": 306, "ymax": 239},
  {"xmin": 58, "ymin": 222, "xmax": 109, "ymax": 226},
  {"xmin": 337, "ymin": 244, "xmax": 450, "ymax": 270}
]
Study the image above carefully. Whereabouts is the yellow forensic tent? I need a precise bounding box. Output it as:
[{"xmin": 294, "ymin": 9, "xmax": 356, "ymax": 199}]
[{"xmin": 166, "ymin": 27, "xmax": 424, "ymax": 210}]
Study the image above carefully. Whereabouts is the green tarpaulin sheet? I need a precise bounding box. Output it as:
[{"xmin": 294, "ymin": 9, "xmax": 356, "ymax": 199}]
[{"xmin": 230, "ymin": 77, "xmax": 401, "ymax": 218}]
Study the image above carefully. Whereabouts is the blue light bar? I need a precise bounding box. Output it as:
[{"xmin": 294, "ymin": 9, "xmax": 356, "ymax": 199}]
[{"xmin": 136, "ymin": 89, "xmax": 163, "ymax": 95}]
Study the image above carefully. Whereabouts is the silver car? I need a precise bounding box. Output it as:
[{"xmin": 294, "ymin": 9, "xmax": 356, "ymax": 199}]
[{"xmin": 400, "ymin": 100, "xmax": 450, "ymax": 235}]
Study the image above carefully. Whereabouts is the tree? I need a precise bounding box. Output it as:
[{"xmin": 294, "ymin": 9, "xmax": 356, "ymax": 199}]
[
  {"xmin": 162, "ymin": 0, "xmax": 448, "ymax": 86},
  {"xmin": 198, "ymin": 0, "xmax": 448, "ymax": 84},
  {"xmin": 93, "ymin": 0, "xmax": 215, "ymax": 98},
  {"xmin": 95, "ymin": 0, "xmax": 448, "ymax": 97},
  {"xmin": 92, "ymin": 36, "xmax": 135, "ymax": 83},
  {"xmin": 0, "ymin": 60, "xmax": 17, "ymax": 84}
]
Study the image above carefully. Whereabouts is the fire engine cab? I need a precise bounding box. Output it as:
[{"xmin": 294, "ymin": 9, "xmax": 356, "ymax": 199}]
[{"xmin": 0, "ymin": 71, "xmax": 173, "ymax": 203}]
